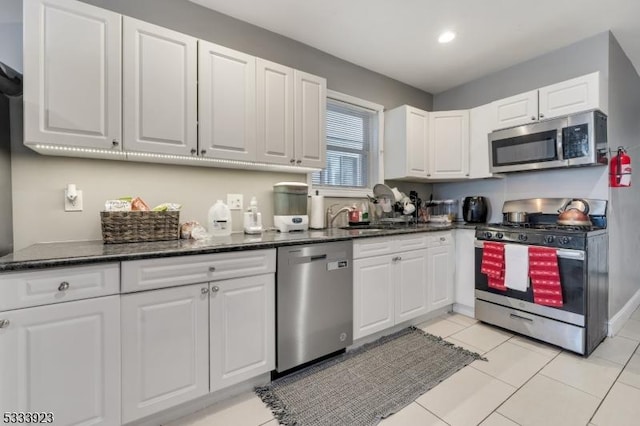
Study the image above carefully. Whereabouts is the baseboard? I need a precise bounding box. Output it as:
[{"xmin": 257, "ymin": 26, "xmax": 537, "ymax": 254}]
[
  {"xmin": 452, "ymin": 303, "xmax": 475, "ymax": 318},
  {"xmin": 608, "ymin": 288, "xmax": 640, "ymax": 336}
]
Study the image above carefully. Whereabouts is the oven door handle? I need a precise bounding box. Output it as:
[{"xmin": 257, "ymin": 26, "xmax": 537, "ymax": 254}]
[
  {"xmin": 475, "ymin": 240, "xmax": 585, "ymax": 260},
  {"xmin": 510, "ymin": 313, "xmax": 534, "ymax": 323}
]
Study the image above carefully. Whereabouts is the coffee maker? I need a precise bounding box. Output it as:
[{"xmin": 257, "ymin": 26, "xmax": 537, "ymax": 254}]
[{"xmin": 462, "ymin": 196, "xmax": 489, "ymax": 223}]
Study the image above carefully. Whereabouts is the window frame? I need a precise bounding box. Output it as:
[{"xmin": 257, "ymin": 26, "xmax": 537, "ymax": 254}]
[{"xmin": 308, "ymin": 90, "xmax": 384, "ymax": 198}]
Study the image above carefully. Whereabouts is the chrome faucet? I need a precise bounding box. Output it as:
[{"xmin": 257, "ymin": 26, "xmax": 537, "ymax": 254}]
[{"xmin": 326, "ymin": 204, "xmax": 351, "ymax": 228}]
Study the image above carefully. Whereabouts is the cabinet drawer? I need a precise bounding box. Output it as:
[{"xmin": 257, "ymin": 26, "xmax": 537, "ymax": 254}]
[
  {"xmin": 0, "ymin": 263, "xmax": 120, "ymax": 311},
  {"xmin": 395, "ymin": 234, "xmax": 427, "ymax": 251},
  {"xmin": 121, "ymin": 249, "xmax": 276, "ymax": 292},
  {"xmin": 426, "ymin": 232, "xmax": 453, "ymax": 247},
  {"xmin": 353, "ymin": 237, "xmax": 395, "ymax": 259}
]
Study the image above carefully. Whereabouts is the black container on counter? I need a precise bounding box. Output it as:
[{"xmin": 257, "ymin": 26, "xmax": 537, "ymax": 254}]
[{"xmin": 462, "ymin": 196, "xmax": 489, "ymax": 223}]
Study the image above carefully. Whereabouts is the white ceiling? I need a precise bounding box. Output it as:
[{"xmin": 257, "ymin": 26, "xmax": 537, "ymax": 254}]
[{"xmin": 190, "ymin": 0, "xmax": 640, "ymax": 94}]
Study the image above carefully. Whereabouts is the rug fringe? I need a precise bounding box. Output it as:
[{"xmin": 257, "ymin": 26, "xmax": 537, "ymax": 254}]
[
  {"xmin": 255, "ymin": 385, "xmax": 298, "ymax": 425},
  {"xmin": 410, "ymin": 325, "xmax": 488, "ymax": 362}
]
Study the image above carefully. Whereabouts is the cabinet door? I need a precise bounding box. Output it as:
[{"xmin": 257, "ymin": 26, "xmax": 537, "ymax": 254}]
[
  {"xmin": 353, "ymin": 256, "xmax": 394, "ymax": 339},
  {"xmin": 394, "ymin": 250, "xmax": 428, "ymax": 324},
  {"xmin": 492, "ymin": 90, "xmax": 538, "ymax": 130},
  {"xmin": 406, "ymin": 107, "xmax": 430, "ymax": 178},
  {"xmin": 121, "ymin": 285, "xmax": 209, "ymax": 423},
  {"xmin": 210, "ymin": 274, "xmax": 275, "ymax": 391},
  {"xmin": 539, "ymin": 72, "xmax": 602, "ymax": 120},
  {"xmin": 427, "ymin": 244, "xmax": 455, "ymax": 311},
  {"xmin": 294, "ymin": 70, "xmax": 327, "ymax": 168},
  {"xmin": 429, "ymin": 110, "xmax": 470, "ymax": 179},
  {"xmin": 198, "ymin": 41, "xmax": 256, "ymax": 161},
  {"xmin": 255, "ymin": 59, "xmax": 295, "ymax": 165},
  {"xmin": 454, "ymin": 230, "xmax": 476, "ymax": 316},
  {"xmin": 468, "ymin": 103, "xmax": 494, "ymax": 179},
  {"xmin": 23, "ymin": 0, "xmax": 122, "ymax": 150},
  {"xmin": 0, "ymin": 296, "xmax": 120, "ymax": 426},
  {"xmin": 123, "ymin": 17, "xmax": 197, "ymax": 155}
]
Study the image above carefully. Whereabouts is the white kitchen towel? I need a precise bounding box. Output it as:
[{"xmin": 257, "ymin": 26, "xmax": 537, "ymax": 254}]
[{"xmin": 504, "ymin": 244, "xmax": 529, "ymax": 291}]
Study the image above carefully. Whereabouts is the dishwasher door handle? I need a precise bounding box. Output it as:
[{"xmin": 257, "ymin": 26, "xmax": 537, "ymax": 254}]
[{"xmin": 310, "ymin": 254, "xmax": 328, "ymax": 261}]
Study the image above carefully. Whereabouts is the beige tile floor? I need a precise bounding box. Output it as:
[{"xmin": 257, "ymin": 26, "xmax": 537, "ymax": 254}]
[{"xmin": 167, "ymin": 308, "xmax": 640, "ymax": 426}]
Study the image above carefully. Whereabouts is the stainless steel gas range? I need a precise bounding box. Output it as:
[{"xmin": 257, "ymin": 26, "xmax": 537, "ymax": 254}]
[{"xmin": 474, "ymin": 198, "xmax": 608, "ymax": 356}]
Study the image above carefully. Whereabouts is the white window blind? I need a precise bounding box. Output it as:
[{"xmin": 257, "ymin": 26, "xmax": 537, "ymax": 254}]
[{"xmin": 311, "ymin": 97, "xmax": 378, "ymax": 189}]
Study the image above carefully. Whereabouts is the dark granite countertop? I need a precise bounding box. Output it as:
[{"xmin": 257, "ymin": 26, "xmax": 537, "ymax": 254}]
[{"xmin": 0, "ymin": 223, "xmax": 477, "ymax": 272}]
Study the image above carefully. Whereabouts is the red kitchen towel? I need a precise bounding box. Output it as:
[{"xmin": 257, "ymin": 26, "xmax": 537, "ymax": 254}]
[
  {"xmin": 481, "ymin": 242, "xmax": 506, "ymax": 291},
  {"xmin": 528, "ymin": 246, "xmax": 563, "ymax": 307}
]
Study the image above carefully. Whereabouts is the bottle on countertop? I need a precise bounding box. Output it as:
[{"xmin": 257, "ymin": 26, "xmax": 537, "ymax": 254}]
[
  {"xmin": 243, "ymin": 196, "xmax": 263, "ymax": 234},
  {"xmin": 208, "ymin": 200, "xmax": 232, "ymax": 237}
]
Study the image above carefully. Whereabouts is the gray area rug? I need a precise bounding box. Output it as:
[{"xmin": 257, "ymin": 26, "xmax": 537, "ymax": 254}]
[{"xmin": 256, "ymin": 326, "xmax": 486, "ymax": 426}]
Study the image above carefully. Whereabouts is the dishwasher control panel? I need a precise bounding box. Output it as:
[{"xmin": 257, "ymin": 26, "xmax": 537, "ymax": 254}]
[{"xmin": 328, "ymin": 260, "xmax": 349, "ymax": 271}]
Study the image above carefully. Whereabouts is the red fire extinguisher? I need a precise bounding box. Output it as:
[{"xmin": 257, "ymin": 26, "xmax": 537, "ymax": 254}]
[{"xmin": 609, "ymin": 147, "xmax": 632, "ymax": 187}]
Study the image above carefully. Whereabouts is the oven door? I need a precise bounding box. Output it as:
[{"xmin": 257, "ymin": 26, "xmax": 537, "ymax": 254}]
[
  {"xmin": 474, "ymin": 240, "xmax": 586, "ymax": 326},
  {"xmin": 489, "ymin": 117, "xmax": 568, "ymax": 173}
]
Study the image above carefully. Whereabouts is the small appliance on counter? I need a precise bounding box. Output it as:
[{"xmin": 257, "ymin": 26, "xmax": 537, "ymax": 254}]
[
  {"xmin": 243, "ymin": 196, "xmax": 263, "ymax": 234},
  {"xmin": 462, "ymin": 196, "xmax": 489, "ymax": 223},
  {"xmin": 273, "ymin": 182, "xmax": 309, "ymax": 232}
]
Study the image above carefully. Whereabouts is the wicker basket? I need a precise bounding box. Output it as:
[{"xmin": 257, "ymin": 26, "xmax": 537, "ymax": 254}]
[{"xmin": 100, "ymin": 211, "xmax": 180, "ymax": 244}]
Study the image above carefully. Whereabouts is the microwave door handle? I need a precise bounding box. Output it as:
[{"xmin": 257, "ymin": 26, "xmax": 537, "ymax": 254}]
[{"xmin": 557, "ymin": 128, "xmax": 564, "ymax": 160}]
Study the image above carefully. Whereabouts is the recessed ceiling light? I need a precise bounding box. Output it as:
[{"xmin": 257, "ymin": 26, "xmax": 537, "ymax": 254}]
[{"xmin": 438, "ymin": 31, "xmax": 456, "ymax": 44}]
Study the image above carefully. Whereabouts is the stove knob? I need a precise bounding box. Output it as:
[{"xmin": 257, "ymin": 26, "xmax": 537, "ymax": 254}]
[
  {"xmin": 545, "ymin": 235, "xmax": 556, "ymax": 244},
  {"xmin": 496, "ymin": 232, "xmax": 504, "ymax": 239},
  {"xmin": 518, "ymin": 234, "xmax": 528, "ymax": 242},
  {"xmin": 484, "ymin": 232, "xmax": 493, "ymax": 239},
  {"xmin": 560, "ymin": 236, "xmax": 571, "ymax": 245}
]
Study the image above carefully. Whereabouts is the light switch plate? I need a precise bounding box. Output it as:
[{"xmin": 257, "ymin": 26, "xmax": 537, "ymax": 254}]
[
  {"xmin": 64, "ymin": 190, "xmax": 83, "ymax": 212},
  {"xmin": 227, "ymin": 193, "xmax": 243, "ymax": 210}
]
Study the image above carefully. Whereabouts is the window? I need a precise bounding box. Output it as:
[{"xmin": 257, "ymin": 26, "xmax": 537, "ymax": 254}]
[{"xmin": 310, "ymin": 91, "xmax": 383, "ymax": 197}]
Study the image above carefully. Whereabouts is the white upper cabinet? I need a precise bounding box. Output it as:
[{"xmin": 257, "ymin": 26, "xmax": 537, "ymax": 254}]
[
  {"xmin": 123, "ymin": 17, "xmax": 197, "ymax": 155},
  {"xmin": 198, "ymin": 41, "xmax": 257, "ymax": 161},
  {"xmin": 385, "ymin": 105, "xmax": 430, "ymax": 179},
  {"xmin": 492, "ymin": 72, "xmax": 606, "ymax": 131},
  {"xmin": 23, "ymin": 0, "xmax": 122, "ymax": 151},
  {"xmin": 538, "ymin": 72, "xmax": 605, "ymax": 119},
  {"xmin": 468, "ymin": 103, "xmax": 494, "ymax": 179},
  {"xmin": 256, "ymin": 59, "xmax": 295, "ymax": 165},
  {"xmin": 492, "ymin": 90, "xmax": 539, "ymax": 130},
  {"xmin": 429, "ymin": 110, "xmax": 470, "ymax": 179},
  {"xmin": 294, "ymin": 70, "xmax": 327, "ymax": 168}
]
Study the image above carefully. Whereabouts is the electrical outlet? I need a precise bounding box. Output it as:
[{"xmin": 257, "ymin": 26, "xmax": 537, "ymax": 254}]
[
  {"xmin": 64, "ymin": 190, "xmax": 83, "ymax": 212},
  {"xmin": 227, "ymin": 193, "xmax": 243, "ymax": 210}
]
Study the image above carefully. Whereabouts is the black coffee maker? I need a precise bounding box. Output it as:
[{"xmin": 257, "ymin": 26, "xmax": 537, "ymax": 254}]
[{"xmin": 462, "ymin": 196, "xmax": 489, "ymax": 223}]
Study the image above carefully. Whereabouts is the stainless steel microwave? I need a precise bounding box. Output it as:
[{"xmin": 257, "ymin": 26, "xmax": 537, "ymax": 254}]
[{"xmin": 489, "ymin": 110, "xmax": 608, "ymax": 173}]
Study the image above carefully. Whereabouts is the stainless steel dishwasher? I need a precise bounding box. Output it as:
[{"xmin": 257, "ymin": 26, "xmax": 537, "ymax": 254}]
[{"xmin": 276, "ymin": 241, "xmax": 353, "ymax": 372}]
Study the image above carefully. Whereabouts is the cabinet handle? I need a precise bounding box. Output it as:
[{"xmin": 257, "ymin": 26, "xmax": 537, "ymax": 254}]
[
  {"xmin": 531, "ymin": 116, "xmax": 536, "ymax": 121},
  {"xmin": 465, "ymin": 173, "xmax": 469, "ymax": 177},
  {"xmin": 190, "ymin": 148, "xmax": 197, "ymax": 155},
  {"xmin": 427, "ymin": 174, "xmax": 431, "ymax": 177},
  {"xmin": 58, "ymin": 281, "xmax": 70, "ymax": 291},
  {"xmin": 211, "ymin": 286, "xmax": 220, "ymax": 293},
  {"xmin": 296, "ymin": 159, "xmax": 302, "ymax": 164},
  {"xmin": 392, "ymin": 256, "xmax": 401, "ymax": 262},
  {"xmin": 539, "ymin": 113, "xmax": 545, "ymax": 119},
  {"xmin": 201, "ymin": 287, "xmax": 209, "ymax": 294},
  {"xmin": 440, "ymin": 237, "xmax": 446, "ymax": 241},
  {"xmin": 0, "ymin": 319, "xmax": 10, "ymax": 328},
  {"xmin": 209, "ymin": 266, "xmax": 216, "ymax": 272},
  {"xmin": 290, "ymin": 159, "xmax": 296, "ymax": 164},
  {"xmin": 200, "ymin": 149, "xmax": 207, "ymax": 155},
  {"xmin": 112, "ymin": 139, "xmax": 119, "ymax": 147}
]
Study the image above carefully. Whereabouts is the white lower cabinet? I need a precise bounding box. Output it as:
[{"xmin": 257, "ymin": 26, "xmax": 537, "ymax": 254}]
[
  {"xmin": 0, "ymin": 296, "xmax": 121, "ymax": 426},
  {"xmin": 353, "ymin": 233, "xmax": 453, "ymax": 340},
  {"xmin": 353, "ymin": 255, "xmax": 395, "ymax": 339},
  {"xmin": 210, "ymin": 274, "xmax": 275, "ymax": 391},
  {"xmin": 121, "ymin": 284, "xmax": 210, "ymax": 423}
]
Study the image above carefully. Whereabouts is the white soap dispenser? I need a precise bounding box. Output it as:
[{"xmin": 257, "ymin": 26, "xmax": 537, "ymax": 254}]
[{"xmin": 243, "ymin": 196, "xmax": 263, "ymax": 234}]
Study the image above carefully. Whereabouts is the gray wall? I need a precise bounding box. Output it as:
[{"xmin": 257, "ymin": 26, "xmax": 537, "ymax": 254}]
[
  {"xmin": 9, "ymin": 0, "xmax": 432, "ymax": 250},
  {"xmin": 434, "ymin": 32, "xmax": 610, "ymax": 110},
  {"xmin": 606, "ymin": 35, "xmax": 640, "ymax": 319},
  {"xmin": 80, "ymin": 0, "xmax": 432, "ymax": 111}
]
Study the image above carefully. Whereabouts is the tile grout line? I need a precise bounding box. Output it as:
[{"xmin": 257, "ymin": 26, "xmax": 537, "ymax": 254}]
[
  {"xmin": 412, "ymin": 400, "xmax": 452, "ymax": 426},
  {"xmin": 586, "ymin": 339, "xmax": 640, "ymax": 425}
]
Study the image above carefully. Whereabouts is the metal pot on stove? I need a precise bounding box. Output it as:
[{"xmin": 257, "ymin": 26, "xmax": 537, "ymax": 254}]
[{"xmin": 557, "ymin": 198, "xmax": 591, "ymax": 225}]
